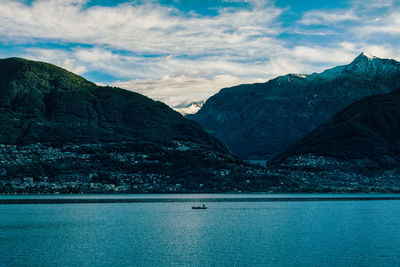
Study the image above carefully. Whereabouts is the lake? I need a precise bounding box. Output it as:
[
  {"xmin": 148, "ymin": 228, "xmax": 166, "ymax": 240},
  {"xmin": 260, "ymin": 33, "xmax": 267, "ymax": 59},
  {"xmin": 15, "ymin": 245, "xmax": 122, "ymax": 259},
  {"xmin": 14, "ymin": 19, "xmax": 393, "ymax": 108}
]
[{"xmin": 1, "ymin": 194, "xmax": 400, "ymax": 266}]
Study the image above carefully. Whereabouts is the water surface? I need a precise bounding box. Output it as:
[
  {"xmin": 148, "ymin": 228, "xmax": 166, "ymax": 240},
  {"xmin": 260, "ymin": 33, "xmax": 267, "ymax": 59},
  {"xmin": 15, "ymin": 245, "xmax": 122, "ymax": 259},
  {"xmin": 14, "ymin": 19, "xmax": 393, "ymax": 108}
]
[{"xmin": 1, "ymin": 195, "xmax": 400, "ymax": 266}]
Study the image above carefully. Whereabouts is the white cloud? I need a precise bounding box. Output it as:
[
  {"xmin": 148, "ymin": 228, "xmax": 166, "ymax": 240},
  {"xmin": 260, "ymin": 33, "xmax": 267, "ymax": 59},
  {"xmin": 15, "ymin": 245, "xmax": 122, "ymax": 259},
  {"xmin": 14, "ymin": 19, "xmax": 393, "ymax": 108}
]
[
  {"xmin": 357, "ymin": 45, "xmax": 399, "ymax": 60},
  {"xmin": 290, "ymin": 46, "xmax": 356, "ymax": 65},
  {"xmin": 353, "ymin": 11, "xmax": 400, "ymax": 35},
  {"xmin": 19, "ymin": 44, "xmax": 365, "ymax": 107},
  {"xmin": 299, "ymin": 10, "xmax": 358, "ymax": 25},
  {"xmin": 113, "ymin": 74, "xmax": 264, "ymax": 107},
  {"xmin": 352, "ymin": 0, "xmax": 394, "ymax": 9},
  {"xmin": 0, "ymin": 0, "xmax": 283, "ymax": 56},
  {"xmin": 0, "ymin": 0, "xmax": 290, "ymax": 106},
  {"xmin": 22, "ymin": 48, "xmax": 88, "ymax": 75},
  {"xmin": 2, "ymin": 0, "xmax": 400, "ymax": 107}
]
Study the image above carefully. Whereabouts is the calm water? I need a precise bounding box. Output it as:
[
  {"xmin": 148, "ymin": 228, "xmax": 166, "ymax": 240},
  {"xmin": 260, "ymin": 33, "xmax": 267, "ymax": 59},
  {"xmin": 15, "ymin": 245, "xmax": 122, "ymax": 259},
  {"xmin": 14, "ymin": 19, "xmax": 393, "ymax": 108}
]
[
  {"xmin": 1, "ymin": 193, "xmax": 400, "ymax": 199},
  {"xmin": 1, "ymin": 195, "xmax": 400, "ymax": 266}
]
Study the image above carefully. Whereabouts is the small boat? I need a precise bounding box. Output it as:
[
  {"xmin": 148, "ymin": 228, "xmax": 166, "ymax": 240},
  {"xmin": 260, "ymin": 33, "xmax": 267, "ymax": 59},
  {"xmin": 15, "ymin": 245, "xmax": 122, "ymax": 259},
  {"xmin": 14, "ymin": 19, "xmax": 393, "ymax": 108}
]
[{"xmin": 192, "ymin": 204, "xmax": 207, "ymax": 209}]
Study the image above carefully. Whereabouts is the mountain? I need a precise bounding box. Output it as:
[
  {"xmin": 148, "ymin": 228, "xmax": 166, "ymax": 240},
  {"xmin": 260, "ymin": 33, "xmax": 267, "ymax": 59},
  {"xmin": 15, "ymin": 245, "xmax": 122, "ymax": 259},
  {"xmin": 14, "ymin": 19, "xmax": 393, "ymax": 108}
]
[
  {"xmin": 271, "ymin": 88, "xmax": 400, "ymax": 192},
  {"xmin": 0, "ymin": 58, "xmax": 284, "ymax": 193},
  {"xmin": 0, "ymin": 58, "xmax": 222, "ymax": 148},
  {"xmin": 174, "ymin": 101, "xmax": 204, "ymax": 116},
  {"xmin": 189, "ymin": 53, "xmax": 400, "ymax": 160}
]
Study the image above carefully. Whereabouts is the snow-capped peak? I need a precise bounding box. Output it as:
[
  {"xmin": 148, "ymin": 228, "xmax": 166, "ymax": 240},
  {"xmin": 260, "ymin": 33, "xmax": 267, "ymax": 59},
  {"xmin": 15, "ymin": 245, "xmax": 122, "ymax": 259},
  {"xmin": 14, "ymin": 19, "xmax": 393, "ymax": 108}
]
[
  {"xmin": 348, "ymin": 52, "xmax": 387, "ymax": 70},
  {"xmin": 174, "ymin": 101, "xmax": 205, "ymax": 116},
  {"xmin": 349, "ymin": 52, "xmax": 380, "ymax": 66},
  {"xmin": 360, "ymin": 52, "xmax": 377, "ymax": 60},
  {"xmin": 311, "ymin": 52, "xmax": 391, "ymax": 80}
]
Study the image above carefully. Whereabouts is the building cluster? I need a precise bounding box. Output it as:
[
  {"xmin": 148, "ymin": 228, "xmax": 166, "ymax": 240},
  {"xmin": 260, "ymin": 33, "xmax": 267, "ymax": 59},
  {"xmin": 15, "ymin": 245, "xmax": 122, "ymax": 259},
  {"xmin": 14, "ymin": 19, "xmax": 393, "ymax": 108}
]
[
  {"xmin": 0, "ymin": 141, "xmax": 272, "ymax": 194},
  {"xmin": 272, "ymin": 154, "xmax": 400, "ymax": 192}
]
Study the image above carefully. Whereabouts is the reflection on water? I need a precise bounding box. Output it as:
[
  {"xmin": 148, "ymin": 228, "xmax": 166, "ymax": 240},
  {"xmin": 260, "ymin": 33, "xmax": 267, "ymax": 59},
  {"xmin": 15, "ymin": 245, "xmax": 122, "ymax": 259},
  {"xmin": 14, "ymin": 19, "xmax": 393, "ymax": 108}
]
[{"xmin": 1, "ymin": 200, "xmax": 400, "ymax": 266}]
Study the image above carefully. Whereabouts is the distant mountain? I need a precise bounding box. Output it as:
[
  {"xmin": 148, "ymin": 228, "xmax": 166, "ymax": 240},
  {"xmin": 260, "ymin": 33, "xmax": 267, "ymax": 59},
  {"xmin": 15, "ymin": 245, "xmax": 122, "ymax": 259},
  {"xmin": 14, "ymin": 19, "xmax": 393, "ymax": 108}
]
[
  {"xmin": 189, "ymin": 53, "xmax": 400, "ymax": 160},
  {"xmin": 0, "ymin": 58, "xmax": 283, "ymax": 193},
  {"xmin": 271, "ymin": 87, "xmax": 400, "ymax": 191},
  {"xmin": 174, "ymin": 101, "xmax": 204, "ymax": 116}
]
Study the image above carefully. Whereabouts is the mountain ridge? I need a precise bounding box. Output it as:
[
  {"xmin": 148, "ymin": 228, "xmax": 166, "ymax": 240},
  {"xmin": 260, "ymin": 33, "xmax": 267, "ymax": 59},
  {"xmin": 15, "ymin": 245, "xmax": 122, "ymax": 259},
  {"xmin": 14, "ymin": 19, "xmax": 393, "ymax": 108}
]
[
  {"xmin": 189, "ymin": 53, "xmax": 400, "ymax": 160},
  {"xmin": 273, "ymin": 87, "xmax": 400, "ymax": 166},
  {"xmin": 0, "ymin": 57, "xmax": 225, "ymax": 149},
  {"xmin": 268, "ymin": 86, "xmax": 400, "ymax": 192}
]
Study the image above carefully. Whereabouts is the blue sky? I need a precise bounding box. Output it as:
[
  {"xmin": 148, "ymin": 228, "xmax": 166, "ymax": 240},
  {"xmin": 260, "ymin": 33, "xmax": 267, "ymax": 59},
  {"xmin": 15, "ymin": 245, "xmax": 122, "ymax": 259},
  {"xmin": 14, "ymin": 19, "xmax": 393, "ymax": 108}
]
[{"xmin": 1, "ymin": 0, "xmax": 399, "ymax": 106}]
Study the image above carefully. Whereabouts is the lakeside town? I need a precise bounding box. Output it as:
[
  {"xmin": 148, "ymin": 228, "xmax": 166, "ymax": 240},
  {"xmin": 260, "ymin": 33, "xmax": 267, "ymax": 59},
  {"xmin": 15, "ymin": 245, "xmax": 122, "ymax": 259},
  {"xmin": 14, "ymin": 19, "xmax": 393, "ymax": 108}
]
[
  {"xmin": 2, "ymin": 142, "xmax": 400, "ymax": 194},
  {"xmin": 0, "ymin": 141, "xmax": 278, "ymax": 194}
]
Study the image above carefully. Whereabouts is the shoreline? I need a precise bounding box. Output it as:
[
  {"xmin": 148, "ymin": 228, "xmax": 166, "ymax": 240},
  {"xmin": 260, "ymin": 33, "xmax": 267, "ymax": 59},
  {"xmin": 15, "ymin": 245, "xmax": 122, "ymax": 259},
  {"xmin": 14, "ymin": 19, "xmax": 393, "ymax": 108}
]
[{"xmin": 2, "ymin": 195, "xmax": 400, "ymax": 204}]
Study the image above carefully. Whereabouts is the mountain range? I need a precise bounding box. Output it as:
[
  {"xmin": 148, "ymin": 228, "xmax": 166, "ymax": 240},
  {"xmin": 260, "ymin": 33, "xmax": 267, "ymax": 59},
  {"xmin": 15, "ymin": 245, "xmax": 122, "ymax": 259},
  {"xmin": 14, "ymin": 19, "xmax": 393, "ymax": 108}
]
[
  {"xmin": 190, "ymin": 53, "xmax": 400, "ymax": 160},
  {"xmin": 2, "ymin": 54, "xmax": 400, "ymax": 193},
  {"xmin": 0, "ymin": 58, "xmax": 282, "ymax": 193}
]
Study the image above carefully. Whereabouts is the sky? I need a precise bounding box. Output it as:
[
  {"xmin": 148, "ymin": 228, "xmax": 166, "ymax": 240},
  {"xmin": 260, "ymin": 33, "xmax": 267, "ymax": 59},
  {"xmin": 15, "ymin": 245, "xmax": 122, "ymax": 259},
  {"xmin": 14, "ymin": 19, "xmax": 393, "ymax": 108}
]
[{"xmin": 1, "ymin": 0, "xmax": 400, "ymax": 107}]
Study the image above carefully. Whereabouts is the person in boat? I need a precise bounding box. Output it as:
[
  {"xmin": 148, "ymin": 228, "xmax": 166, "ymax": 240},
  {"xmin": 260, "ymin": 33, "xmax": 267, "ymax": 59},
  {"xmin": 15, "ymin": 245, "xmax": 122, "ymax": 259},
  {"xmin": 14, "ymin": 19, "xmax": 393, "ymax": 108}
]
[{"xmin": 192, "ymin": 204, "xmax": 207, "ymax": 209}]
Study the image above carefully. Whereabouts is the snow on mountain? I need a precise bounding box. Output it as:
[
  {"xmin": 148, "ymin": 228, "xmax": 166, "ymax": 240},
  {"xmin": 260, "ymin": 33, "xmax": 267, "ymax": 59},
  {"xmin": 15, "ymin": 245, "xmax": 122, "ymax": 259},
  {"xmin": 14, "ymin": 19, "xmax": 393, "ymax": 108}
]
[
  {"xmin": 174, "ymin": 101, "xmax": 205, "ymax": 116},
  {"xmin": 304, "ymin": 52, "xmax": 397, "ymax": 82},
  {"xmin": 361, "ymin": 52, "xmax": 377, "ymax": 59}
]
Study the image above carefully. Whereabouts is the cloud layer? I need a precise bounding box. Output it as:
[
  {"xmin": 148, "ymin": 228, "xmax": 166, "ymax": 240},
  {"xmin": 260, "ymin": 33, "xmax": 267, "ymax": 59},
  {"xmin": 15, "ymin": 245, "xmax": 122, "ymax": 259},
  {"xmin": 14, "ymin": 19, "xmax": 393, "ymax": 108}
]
[{"xmin": 1, "ymin": 0, "xmax": 400, "ymax": 106}]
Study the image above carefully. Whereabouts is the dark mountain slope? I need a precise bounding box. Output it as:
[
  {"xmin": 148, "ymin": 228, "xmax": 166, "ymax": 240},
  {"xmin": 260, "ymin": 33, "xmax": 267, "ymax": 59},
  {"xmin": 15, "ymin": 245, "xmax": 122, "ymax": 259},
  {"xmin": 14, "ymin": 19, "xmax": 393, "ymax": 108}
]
[
  {"xmin": 266, "ymin": 87, "xmax": 400, "ymax": 192},
  {"xmin": 0, "ymin": 58, "xmax": 284, "ymax": 193},
  {"xmin": 190, "ymin": 53, "xmax": 400, "ymax": 160},
  {"xmin": 274, "ymin": 88, "xmax": 400, "ymax": 168},
  {"xmin": 0, "ymin": 57, "xmax": 225, "ymax": 150}
]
